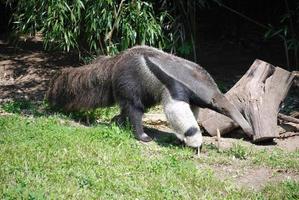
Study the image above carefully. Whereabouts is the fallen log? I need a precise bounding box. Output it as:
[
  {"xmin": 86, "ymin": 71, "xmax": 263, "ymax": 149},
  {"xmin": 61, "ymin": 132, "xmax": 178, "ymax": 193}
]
[
  {"xmin": 198, "ymin": 59, "xmax": 296, "ymax": 142},
  {"xmin": 290, "ymin": 111, "xmax": 299, "ymax": 118},
  {"xmin": 198, "ymin": 109, "xmax": 238, "ymax": 136},
  {"xmin": 292, "ymin": 72, "xmax": 299, "ymax": 88},
  {"xmin": 278, "ymin": 113, "xmax": 299, "ymax": 124},
  {"xmin": 279, "ymin": 122, "xmax": 299, "ymax": 133}
]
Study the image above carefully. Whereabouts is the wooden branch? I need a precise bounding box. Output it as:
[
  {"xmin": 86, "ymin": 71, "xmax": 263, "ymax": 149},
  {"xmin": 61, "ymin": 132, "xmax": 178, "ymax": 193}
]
[
  {"xmin": 279, "ymin": 122, "xmax": 299, "ymax": 133},
  {"xmin": 216, "ymin": 128, "xmax": 221, "ymax": 150},
  {"xmin": 198, "ymin": 59, "xmax": 295, "ymax": 142},
  {"xmin": 291, "ymin": 111, "xmax": 299, "ymax": 118},
  {"xmin": 278, "ymin": 113, "xmax": 299, "ymax": 124},
  {"xmin": 292, "ymin": 71, "xmax": 299, "ymax": 89}
]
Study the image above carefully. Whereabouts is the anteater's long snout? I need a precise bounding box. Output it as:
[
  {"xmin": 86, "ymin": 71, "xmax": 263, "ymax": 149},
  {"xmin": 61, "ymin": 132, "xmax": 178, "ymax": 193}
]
[{"xmin": 212, "ymin": 94, "xmax": 253, "ymax": 138}]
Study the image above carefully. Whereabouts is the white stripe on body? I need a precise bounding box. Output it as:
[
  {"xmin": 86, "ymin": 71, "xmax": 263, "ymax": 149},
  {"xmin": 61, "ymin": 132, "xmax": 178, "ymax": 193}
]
[
  {"xmin": 138, "ymin": 56, "xmax": 165, "ymax": 102},
  {"xmin": 162, "ymin": 89, "xmax": 203, "ymax": 147}
]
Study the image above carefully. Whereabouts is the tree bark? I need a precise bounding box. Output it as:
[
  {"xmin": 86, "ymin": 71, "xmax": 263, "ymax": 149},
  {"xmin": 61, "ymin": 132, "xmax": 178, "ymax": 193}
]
[
  {"xmin": 278, "ymin": 113, "xmax": 299, "ymax": 124},
  {"xmin": 198, "ymin": 59, "xmax": 296, "ymax": 142}
]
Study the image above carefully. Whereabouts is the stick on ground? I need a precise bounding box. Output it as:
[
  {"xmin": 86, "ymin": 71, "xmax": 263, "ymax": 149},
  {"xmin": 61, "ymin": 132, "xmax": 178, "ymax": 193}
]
[
  {"xmin": 278, "ymin": 113, "xmax": 299, "ymax": 124},
  {"xmin": 216, "ymin": 128, "xmax": 221, "ymax": 150}
]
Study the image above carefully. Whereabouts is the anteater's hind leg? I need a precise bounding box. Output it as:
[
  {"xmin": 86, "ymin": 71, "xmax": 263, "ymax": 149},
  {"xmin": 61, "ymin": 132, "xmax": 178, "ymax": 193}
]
[
  {"xmin": 162, "ymin": 90, "xmax": 203, "ymax": 147},
  {"xmin": 111, "ymin": 110, "xmax": 127, "ymax": 127}
]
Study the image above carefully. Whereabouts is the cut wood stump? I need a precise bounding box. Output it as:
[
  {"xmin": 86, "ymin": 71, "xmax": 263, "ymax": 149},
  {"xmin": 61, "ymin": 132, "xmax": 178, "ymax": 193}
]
[{"xmin": 198, "ymin": 59, "xmax": 296, "ymax": 142}]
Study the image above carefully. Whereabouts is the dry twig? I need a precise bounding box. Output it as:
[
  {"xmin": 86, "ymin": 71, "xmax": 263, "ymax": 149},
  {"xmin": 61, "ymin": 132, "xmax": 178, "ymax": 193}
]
[{"xmin": 278, "ymin": 113, "xmax": 299, "ymax": 124}]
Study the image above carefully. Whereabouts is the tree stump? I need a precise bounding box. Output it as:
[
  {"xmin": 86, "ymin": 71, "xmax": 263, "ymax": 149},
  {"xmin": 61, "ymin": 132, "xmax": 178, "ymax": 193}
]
[{"xmin": 198, "ymin": 59, "xmax": 296, "ymax": 142}]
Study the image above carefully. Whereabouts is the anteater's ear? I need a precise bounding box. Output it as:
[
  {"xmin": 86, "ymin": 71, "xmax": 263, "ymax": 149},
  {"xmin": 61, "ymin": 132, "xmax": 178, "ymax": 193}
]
[{"xmin": 144, "ymin": 55, "xmax": 218, "ymax": 102}]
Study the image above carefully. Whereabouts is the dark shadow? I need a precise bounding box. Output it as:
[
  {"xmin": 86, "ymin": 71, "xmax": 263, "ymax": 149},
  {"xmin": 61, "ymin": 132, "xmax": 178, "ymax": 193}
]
[
  {"xmin": 222, "ymin": 129, "xmax": 278, "ymax": 146},
  {"xmin": 221, "ymin": 129, "xmax": 251, "ymax": 141},
  {"xmin": 144, "ymin": 126, "xmax": 184, "ymax": 147},
  {"xmin": 253, "ymin": 139, "xmax": 277, "ymax": 146}
]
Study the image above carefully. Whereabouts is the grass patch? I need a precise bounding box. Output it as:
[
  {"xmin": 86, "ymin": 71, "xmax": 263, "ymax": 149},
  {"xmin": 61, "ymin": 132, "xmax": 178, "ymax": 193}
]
[
  {"xmin": 199, "ymin": 142, "xmax": 299, "ymax": 172},
  {"xmin": 226, "ymin": 143, "xmax": 249, "ymax": 160},
  {"xmin": 0, "ymin": 115, "xmax": 256, "ymax": 199},
  {"xmin": 262, "ymin": 180, "xmax": 299, "ymax": 200},
  {"xmin": 1, "ymin": 100, "xmax": 120, "ymax": 124},
  {"xmin": 0, "ymin": 105, "xmax": 298, "ymax": 199},
  {"xmin": 1, "ymin": 100, "xmax": 42, "ymax": 116},
  {"xmin": 252, "ymin": 148, "xmax": 299, "ymax": 170},
  {"xmin": 67, "ymin": 106, "xmax": 120, "ymax": 123}
]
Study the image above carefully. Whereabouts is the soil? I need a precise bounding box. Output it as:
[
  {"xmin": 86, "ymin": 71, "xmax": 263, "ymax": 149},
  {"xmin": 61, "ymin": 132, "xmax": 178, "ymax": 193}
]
[
  {"xmin": 0, "ymin": 37, "xmax": 79, "ymax": 103},
  {"xmin": 0, "ymin": 37, "xmax": 298, "ymax": 191},
  {"xmin": 203, "ymin": 163, "xmax": 299, "ymax": 191}
]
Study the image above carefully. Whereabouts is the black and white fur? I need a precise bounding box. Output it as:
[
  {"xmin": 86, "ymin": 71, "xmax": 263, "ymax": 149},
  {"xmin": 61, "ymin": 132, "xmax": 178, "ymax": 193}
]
[{"xmin": 46, "ymin": 45, "xmax": 253, "ymax": 147}]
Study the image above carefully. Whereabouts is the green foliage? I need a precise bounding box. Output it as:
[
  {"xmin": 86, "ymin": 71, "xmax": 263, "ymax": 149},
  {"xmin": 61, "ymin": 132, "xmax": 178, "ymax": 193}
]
[
  {"xmin": 264, "ymin": 24, "xmax": 299, "ymax": 53},
  {"xmin": 201, "ymin": 142, "xmax": 299, "ymax": 171},
  {"xmin": 68, "ymin": 106, "xmax": 120, "ymax": 124},
  {"xmin": 263, "ymin": 2, "xmax": 299, "ymax": 69},
  {"xmin": 226, "ymin": 143, "xmax": 249, "ymax": 160},
  {"xmin": 1, "ymin": 100, "xmax": 33, "ymax": 114},
  {"xmin": 9, "ymin": 0, "xmax": 169, "ymax": 55},
  {"xmin": 262, "ymin": 180, "xmax": 299, "ymax": 200},
  {"xmin": 177, "ymin": 41, "xmax": 193, "ymax": 56},
  {"xmin": 1, "ymin": 100, "xmax": 52, "ymax": 117},
  {"xmin": 0, "ymin": 100, "xmax": 47, "ymax": 117},
  {"xmin": 252, "ymin": 148, "xmax": 299, "ymax": 170}
]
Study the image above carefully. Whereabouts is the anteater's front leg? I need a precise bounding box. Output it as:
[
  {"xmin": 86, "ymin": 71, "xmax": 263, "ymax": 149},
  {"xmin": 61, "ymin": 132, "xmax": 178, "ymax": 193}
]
[
  {"xmin": 162, "ymin": 90, "xmax": 203, "ymax": 148},
  {"xmin": 128, "ymin": 105, "xmax": 152, "ymax": 142},
  {"xmin": 111, "ymin": 110, "xmax": 127, "ymax": 127},
  {"xmin": 120, "ymin": 102, "xmax": 152, "ymax": 142}
]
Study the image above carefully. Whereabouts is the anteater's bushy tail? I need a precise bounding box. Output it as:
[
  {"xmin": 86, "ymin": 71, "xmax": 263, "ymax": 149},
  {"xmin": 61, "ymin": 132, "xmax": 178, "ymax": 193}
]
[{"xmin": 45, "ymin": 56, "xmax": 116, "ymax": 112}]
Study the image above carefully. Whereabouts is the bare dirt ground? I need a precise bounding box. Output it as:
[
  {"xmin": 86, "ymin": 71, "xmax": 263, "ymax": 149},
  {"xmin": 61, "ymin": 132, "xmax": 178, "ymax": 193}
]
[
  {"xmin": 203, "ymin": 163, "xmax": 299, "ymax": 191},
  {"xmin": 0, "ymin": 38, "xmax": 79, "ymax": 103},
  {"xmin": 0, "ymin": 38, "xmax": 298, "ymax": 191}
]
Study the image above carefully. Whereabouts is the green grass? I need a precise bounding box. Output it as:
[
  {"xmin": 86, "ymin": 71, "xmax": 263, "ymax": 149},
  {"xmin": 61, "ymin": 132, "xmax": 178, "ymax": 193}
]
[
  {"xmin": 199, "ymin": 142, "xmax": 299, "ymax": 171},
  {"xmin": 262, "ymin": 180, "xmax": 299, "ymax": 199},
  {"xmin": 0, "ymin": 102, "xmax": 299, "ymax": 199},
  {"xmin": 1, "ymin": 100, "xmax": 40, "ymax": 115},
  {"xmin": 1, "ymin": 100, "xmax": 120, "ymax": 123},
  {"xmin": 0, "ymin": 115, "xmax": 247, "ymax": 199}
]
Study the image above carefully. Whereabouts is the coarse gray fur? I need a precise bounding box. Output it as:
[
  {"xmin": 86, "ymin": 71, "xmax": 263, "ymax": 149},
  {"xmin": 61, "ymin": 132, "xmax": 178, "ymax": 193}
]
[{"xmin": 46, "ymin": 45, "xmax": 253, "ymax": 147}]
